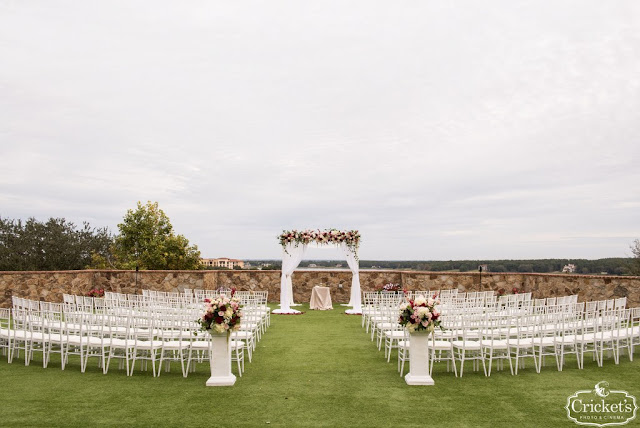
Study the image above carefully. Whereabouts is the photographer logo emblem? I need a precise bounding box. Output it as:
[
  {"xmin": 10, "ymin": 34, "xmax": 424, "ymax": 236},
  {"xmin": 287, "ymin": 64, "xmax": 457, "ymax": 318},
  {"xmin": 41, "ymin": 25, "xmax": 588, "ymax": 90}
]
[{"xmin": 566, "ymin": 381, "xmax": 637, "ymax": 427}]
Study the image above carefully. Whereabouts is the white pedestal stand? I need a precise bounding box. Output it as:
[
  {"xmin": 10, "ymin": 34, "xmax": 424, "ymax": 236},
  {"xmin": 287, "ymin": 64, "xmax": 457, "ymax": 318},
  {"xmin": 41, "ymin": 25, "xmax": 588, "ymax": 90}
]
[
  {"xmin": 405, "ymin": 331, "xmax": 434, "ymax": 386},
  {"xmin": 206, "ymin": 332, "xmax": 236, "ymax": 387},
  {"xmin": 273, "ymin": 308, "xmax": 301, "ymax": 314}
]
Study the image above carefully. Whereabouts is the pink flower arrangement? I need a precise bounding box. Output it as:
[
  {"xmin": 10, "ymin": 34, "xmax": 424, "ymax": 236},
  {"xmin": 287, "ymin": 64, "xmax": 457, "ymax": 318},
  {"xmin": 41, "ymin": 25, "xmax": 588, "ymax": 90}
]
[
  {"xmin": 278, "ymin": 229, "xmax": 361, "ymax": 256},
  {"xmin": 197, "ymin": 295, "xmax": 242, "ymax": 334},
  {"xmin": 398, "ymin": 294, "xmax": 442, "ymax": 333},
  {"xmin": 377, "ymin": 283, "xmax": 401, "ymax": 293},
  {"xmin": 87, "ymin": 288, "xmax": 104, "ymax": 298}
]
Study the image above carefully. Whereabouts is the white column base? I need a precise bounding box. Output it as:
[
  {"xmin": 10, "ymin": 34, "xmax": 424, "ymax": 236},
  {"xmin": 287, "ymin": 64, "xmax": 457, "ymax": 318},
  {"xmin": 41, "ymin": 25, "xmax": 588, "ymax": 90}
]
[
  {"xmin": 405, "ymin": 373, "xmax": 434, "ymax": 385},
  {"xmin": 206, "ymin": 374, "xmax": 237, "ymax": 386},
  {"xmin": 405, "ymin": 331, "xmax": 435, "ymax": 386},
  {"xmin": 273, "ymin": 309, "xmax": 301, "ymax": 314}
]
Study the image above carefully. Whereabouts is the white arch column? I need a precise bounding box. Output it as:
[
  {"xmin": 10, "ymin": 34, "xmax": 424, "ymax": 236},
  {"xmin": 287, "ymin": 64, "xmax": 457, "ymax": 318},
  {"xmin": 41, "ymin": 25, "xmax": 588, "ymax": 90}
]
[{"xmin": 273, "ymin": 243, "xmax": 307, "ymax": 314}]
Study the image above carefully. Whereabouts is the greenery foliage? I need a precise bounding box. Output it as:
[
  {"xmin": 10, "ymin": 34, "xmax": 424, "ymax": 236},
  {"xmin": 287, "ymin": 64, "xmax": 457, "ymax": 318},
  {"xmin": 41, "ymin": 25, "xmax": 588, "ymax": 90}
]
[
  {"xmin": 111, "ymin": 201, "xmax": 201, "ymax": 270},
  {"xmin": 630, "ymin": 239, "xmax": 640, "ymax": 275},
  {"xmin": 0, "ymin": 217, "xmax": 112, "ymax": 271}
]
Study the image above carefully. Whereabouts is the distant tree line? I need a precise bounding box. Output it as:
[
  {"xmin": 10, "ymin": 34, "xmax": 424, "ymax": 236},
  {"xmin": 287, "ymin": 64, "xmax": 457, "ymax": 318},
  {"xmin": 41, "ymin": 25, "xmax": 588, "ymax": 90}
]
[{"xmin": 246, "ymin": 258, "xmax": 636, "ymax": 275}]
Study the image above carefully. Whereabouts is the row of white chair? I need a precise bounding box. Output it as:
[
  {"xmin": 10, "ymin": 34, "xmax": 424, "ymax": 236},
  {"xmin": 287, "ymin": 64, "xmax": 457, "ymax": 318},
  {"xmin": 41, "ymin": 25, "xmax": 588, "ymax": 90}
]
[
  {"xmin": 363, "ymin": 293, "xmax": 639, "ymax": 378},
  {"xmin": 2, "ymin": 293, "xmax": 271, "ymax": 378}
]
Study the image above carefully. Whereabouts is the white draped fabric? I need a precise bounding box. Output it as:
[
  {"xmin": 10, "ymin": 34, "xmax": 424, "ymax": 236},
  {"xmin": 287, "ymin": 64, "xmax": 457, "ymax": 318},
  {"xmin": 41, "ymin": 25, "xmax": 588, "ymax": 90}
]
[
  {"xmin": 274, "ymin": 243, "xmax": 307, "ymax": 314},
  {"xmin": 275, "ymin": 240, "xmax": 362, "ymax": 314},
  {"xmin": 341, "ymin": 242, "xmax": 362, "ymax": 313}
]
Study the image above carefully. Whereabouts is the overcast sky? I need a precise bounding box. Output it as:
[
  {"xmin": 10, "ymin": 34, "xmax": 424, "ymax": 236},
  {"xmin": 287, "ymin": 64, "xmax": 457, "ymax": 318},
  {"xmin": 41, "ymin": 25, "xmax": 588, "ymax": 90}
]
[{"xmin": 1, "ymin": 1, "xmax": 639, "ymax": 261}]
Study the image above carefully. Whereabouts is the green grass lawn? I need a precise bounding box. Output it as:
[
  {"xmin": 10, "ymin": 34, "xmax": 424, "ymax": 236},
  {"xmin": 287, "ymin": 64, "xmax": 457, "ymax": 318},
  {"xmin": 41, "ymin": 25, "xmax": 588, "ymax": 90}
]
[{"xmin": 1, "ymin": 304, "xmax": 638, "ymax": 427}]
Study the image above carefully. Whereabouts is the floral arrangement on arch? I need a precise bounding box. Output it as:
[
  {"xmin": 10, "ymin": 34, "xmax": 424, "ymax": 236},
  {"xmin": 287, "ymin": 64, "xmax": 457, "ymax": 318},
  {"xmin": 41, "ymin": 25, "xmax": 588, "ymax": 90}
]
[
  {"xmin": 376, "ymin": 283, "xmax": 401, "ymax": 293},
  {"xmin": 398, "ymin": 294, "xmax": 442, "ymax": 333},
  {"xmin": 278, "ymin": 229, "xmax": 361, "ymax": 256},
  {"xmin": 87, "ymin": 288, "xmax": 104, "ymax": 298},
  {"xmin": 197, "ymin": 295, "xmax": 242, "ymax": 334}
]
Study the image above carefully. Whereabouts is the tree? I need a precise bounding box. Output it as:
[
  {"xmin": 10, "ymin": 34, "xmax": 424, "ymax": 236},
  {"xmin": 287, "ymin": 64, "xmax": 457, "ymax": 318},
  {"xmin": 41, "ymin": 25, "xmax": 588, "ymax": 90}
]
[
  {"xmin": 517, "ymin": 264, "xmax": 534, "ymax": 273},
  {"xmin": 0, "ymin": 217, "xmax": 112, "ymax": 271},
  {"xmin": 112, "ymin": 201, "xmax": 201, "ymax": 270},
  {"xmin": 630, "ymin": 239, "xmax": 640, "ymax": 275}
]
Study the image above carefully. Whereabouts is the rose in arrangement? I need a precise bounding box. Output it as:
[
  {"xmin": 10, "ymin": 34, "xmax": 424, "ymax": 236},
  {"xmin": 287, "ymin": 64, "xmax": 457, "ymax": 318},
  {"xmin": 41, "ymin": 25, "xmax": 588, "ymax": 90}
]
[
  {"xmin": 197, "ymin": 295, "xmax": 242, "ymax": 334},
  {"xmin": 376, "ymin": 283, "xmax": 401, "ymax": 293},
  {"xmin": 87, "ymin": 288, "xmax": 104, "ymax": 298},
  {"xmin": 398, "ymin": 294, "xmax": 442, "ymax": 333}
]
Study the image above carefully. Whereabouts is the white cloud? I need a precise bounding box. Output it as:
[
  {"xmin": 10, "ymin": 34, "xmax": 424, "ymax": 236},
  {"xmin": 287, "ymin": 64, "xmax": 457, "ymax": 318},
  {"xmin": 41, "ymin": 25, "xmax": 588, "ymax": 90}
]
[{"xmin": 1, "ymin": 1, "xmax": 639, "ymax": 260}]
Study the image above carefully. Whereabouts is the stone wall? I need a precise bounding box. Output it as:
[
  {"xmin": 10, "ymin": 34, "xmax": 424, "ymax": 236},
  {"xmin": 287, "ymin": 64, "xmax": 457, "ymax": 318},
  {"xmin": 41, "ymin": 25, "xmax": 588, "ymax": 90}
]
[{"xmin": 1, "ymin": 269, "xmax": 638, "ymax": 308}]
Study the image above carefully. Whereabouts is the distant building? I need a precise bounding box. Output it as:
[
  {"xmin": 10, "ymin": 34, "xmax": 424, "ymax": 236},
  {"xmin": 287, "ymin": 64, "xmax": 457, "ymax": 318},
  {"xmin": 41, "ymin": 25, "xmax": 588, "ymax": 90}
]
[
  {"xmin": 335, "ymin": 263, "xmax": 343, "ymax": 268},
  {"xmin": 562, "ymin": 264, "xmax": 577, "ymax": 273},
  {"xmin": 478, "ymin": 264, "xmax": 489, "ymax": 272},
  {"xmin": 308, "ymin": 263, "xmax": 318, "ymax": 268},
  {"xmin": 200, "ymin": 258, "xmax": 244, "ymax": 269}
]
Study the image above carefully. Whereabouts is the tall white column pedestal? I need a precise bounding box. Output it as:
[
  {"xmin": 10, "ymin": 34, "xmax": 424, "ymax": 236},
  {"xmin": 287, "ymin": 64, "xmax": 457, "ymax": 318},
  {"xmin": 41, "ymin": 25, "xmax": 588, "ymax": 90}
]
[
  {"xmin": 405, "ymin": 331, "xmax": 434, "ymax": 386},
  {"xmin": 206, "ymin": 332, "xmax": 236, "ymax": 387}
]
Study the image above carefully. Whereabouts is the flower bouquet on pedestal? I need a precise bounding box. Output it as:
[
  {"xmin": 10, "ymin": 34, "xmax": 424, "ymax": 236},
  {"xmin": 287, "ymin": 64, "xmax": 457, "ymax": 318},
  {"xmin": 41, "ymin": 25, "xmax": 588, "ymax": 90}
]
[
  {"xmin": 197, "ymin": 295, "xmax": 242, "ymax": 335},
  {"xmin": 398, "ymin": 294, "xmax": 442, "ymax": 333},
  {"xmin": 398, "ymin": 294, "xmax": 442, "ymax": 386},
  {"xmin": 196, "ymin": 295, "xmax": 242, "ymax": 387}
]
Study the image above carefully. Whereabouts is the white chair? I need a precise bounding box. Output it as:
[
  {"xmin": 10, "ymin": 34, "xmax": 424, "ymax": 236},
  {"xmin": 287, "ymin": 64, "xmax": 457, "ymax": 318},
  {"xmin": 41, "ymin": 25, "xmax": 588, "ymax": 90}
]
[
  {"xmin": 82, "ymin": 311, "xmax": 109, "ymax": 373},
  {"xmin": 481, "ymin": 313, "xmax": 512, "ymax": 376},
  {"xmin": 0, "ymin": 308, "xmax": 11, "ymax": 359},
  {"xmin": 552, "ymin": 305, "xmax": 581, "ymax": 371},
  {"xmin": 626, "ymin": 307, "xmax": 640, "ymax": 361},
  {"xmin": 64, "ymin": 310, "xmax": 93, "ymax": 372},
  {"xmin": 9, "ymin": 307, "xmax": 30, "ymax": 365},
  {"xmin": 574, "ymin": 308, "xmax": 598, "ymax": 369},
  {"xmin": 129, "ymin": 313, "xmax": 162, "ymax": 376},
  {"xmin": 452, "ymin": 315, "xmax": 485, "ymax": 377},
  {"xmin": 507, "ymin": 314, "xmax": 537, "ymax": 375},
  {"xmin": 41, "ymin": 302, "xmax": 66, "ymax": 369},
  {"xmin": 384, "ymin": 322, "xmax": 405, "ymax": 362},
  {"xmin": 157, "ymin": 313, "xmax": 191, "ymax": 377},
  {"xmin": 429, "ymin": 330, "xmax": 457, "ymax": 377},
  {"xmin": 105, "ymin": 311, "xmax": 134, "ymax": 376}
]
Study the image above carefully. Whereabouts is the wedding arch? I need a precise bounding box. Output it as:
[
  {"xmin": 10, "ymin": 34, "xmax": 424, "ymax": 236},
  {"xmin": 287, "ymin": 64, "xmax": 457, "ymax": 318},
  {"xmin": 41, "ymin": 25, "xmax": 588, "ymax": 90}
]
[{"xmin": 273, "ymin": 229, "xmax": 362, "ymax": 315}]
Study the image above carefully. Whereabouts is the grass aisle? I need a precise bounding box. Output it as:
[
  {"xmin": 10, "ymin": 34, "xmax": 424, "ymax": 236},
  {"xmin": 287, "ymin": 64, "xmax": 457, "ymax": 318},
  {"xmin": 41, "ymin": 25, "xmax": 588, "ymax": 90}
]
[{"xmin": 1, "ymin": 304, "xmax": 639, "ymax": 427}]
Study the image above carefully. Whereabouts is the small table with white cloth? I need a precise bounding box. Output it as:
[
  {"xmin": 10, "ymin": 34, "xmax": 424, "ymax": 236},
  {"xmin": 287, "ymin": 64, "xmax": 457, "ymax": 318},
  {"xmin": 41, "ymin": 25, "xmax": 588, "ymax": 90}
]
[{"xmin": 310, "ymin": 286, "xmax": 333, "ymax": 310}]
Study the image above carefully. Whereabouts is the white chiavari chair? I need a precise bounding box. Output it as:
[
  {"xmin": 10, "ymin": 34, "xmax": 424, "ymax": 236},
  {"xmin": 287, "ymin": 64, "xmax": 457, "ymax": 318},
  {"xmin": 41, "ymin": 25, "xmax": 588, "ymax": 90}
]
[
  {"xmin": 627, "ymin": 308, "xmax": 640, "ymax": 361},
  {"xmin": 507, "ymin": 314, "xmax": 537, "ymax": 375},
  {"xmin": 129, "ymin": 310, "xmax": 162, "ymax": 377},
  {"xmin": 452, "ymin": 313, "xmax": 484, "ymax": 377},
  {"xmin": 104, "ymin": 310, "xmax": 134, "ymax": 376},
  {"xmin": 481, "ymin": 312, "xmax": 512, "ymax": 376},
  {"xmin": 157, "ymin": 312, "xmax": 191, "ymax": 377},
  {"xmin": 0, "ymin": 308, "xmax": 11, "ymax": 359}
]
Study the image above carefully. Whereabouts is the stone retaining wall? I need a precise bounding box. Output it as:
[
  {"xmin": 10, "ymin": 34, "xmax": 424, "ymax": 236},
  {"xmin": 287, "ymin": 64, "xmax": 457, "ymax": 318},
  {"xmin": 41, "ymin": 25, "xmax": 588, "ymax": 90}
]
[{"xmin": 1, "ymin": 269, "xmax": 638, "ymax": 308}]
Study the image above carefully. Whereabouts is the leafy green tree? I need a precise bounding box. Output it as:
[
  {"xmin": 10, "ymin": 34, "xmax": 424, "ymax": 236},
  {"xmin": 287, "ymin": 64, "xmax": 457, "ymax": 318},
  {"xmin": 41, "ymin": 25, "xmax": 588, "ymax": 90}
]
[
  {"xmin": 0, "ymin": 217, "xmax": 112, "ymax": 271},
  {"xmin": 630, "ymin": 239, "xmax": 640, "ymax": 275},
  {"xmin": 112, "ymin": 201, "xmax": 201, "ymax": 270}
]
